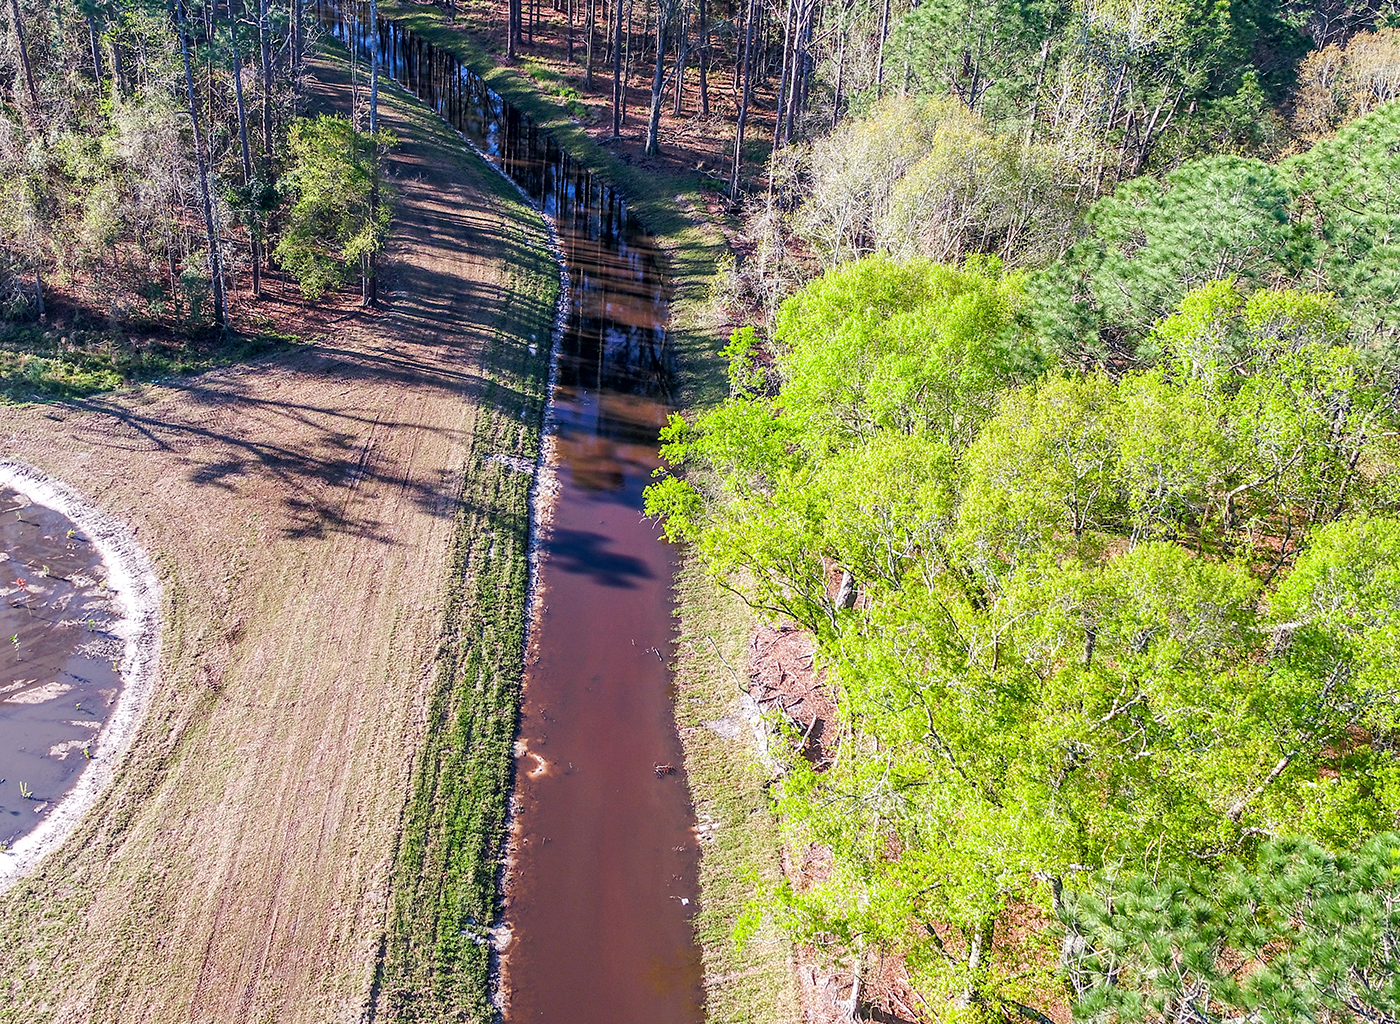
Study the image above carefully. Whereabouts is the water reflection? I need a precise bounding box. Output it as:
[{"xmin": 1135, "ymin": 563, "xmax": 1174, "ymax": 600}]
[
  {"xmin": 315, "ymin": 6, "xmax": 705, "ymax": 1022},
  {"xmin": 320, "ymin": 0, "xmax": 674, "ymax": 420}
]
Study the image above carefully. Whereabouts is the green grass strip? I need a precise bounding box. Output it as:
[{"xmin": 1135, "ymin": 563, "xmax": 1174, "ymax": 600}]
[{"xmin": 365, "ymin": 73, "xmax": 559, "ymax": 1024}]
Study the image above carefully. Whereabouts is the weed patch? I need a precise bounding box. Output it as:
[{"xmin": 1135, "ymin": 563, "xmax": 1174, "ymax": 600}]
[{"xmin": 0, "ymin": 320, "xmax": 296, "ymax": 404}]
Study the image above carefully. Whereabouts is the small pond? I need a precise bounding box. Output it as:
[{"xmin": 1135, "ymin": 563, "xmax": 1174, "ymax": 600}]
[{"xmin": 0, "ymin": 487, "xmax": 124, "ymax": 850}]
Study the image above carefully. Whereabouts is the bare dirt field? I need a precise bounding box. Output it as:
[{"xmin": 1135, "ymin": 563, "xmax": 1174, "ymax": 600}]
[{"xmin": 0, "ymin": 51, "xmax": 556, "ymax": 1022}]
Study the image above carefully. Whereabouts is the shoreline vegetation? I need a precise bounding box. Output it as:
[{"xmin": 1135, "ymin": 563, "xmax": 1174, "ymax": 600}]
[{"xmin": 363, "ymin": 5, "xmax": 804, "ymax": 1019}]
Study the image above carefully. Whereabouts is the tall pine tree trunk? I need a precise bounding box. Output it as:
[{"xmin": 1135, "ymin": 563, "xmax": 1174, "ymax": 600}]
[
  {"xmin": 732, "ymin": 6, "xmax": 742, "ymax": 90},
  {"xmin": 259, "ymin": 0, "xmax": 273, "ymax": 175},
  {"xmin": 610, "ymin": 0, "xmax": 623, "ymax": 135},
  {"xmin": 8, "ymin": 0, "xmax": 40, "ymax": 117},
  {"xmin": 875, "ymin": 0, "xmax": 889, "ymax": 97},
  {"xmin": 369, "ymin": 0, "xmax": 379, "ymax": 134},
  {"xmin": 696, "ymin": 0, "xmax": 707, "ymax": 114},
  {"xmin": 784, "ymin": 0, "xmax": 811, "ymax": 143},
  {"xmin": 771, "ymin": 0, "xmax": 793, "ymax": 162},
  {"xmin": 831, "ymin": 2, "xmax": 846, "ymax": 128},
  {"xmin": 620, "ymin": 0, "xmax": 635, "ymax": 125},
  {"xmin": 728, "ymin": 0, "xmax": 755, "ymax": 202},
  {"xmin": 87, "ymin": 15, "xmax": 102, "ymax": 83},
  {"xmin": 365, "ymin": 0, "xmax": 379, "ymax": 306},
  {"xmin": 584, "ymin": 0, "xmax": 595, "ymax": 85},
  {"xmin": 1024, "ymin": 18, "xmax": 1055, "ymax": 148},
  {"xmin": 644, "ymin": 0, "xmax": 667, "ymax": 154},
  {"xmin": 177, "ymin": 0, "xmax": 226, "ymax": 325},
  {"xmin": 671, "ymin": 0, "xmax": 686, "ymax": 116},
  {"xmin": 604, "ymin": 0, "xmax": 614, "ymax": 65},
  {"xmin": 231, "ymin": 1, "xmax": 260, "ymax": 297},
  {"xmin": 293, "ymin": 0, "xmax": 304, "ymax": 95}
]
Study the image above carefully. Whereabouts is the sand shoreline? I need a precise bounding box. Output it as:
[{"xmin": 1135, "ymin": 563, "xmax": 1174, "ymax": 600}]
[{"xmin": 0, "ymin": 460, "xmax": 162, "ymax": 895}]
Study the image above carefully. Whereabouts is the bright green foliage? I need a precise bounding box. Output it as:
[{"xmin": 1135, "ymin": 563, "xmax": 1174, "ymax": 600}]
[
  {"xmin": 1064, "ymin": 833, "xmax": 1400, "ymax": 1024},
  {"xmin": 274, "ymin": 115, "xmax": 396, "ymax": 300},
  {"xmin": 774, "ymin": 256, "xmax": 1042, "ymax": 447},
  {"xmin": 647, "ymin": 256, "xmax": 1038, "ymax": 639},
  {"xmin": 651, "ymin": 260, "xmax": 1400, "ymax": 1016},
  {"xmin": 1154, "ymin": 279, "xmax": 1348, "ymax": 386}
]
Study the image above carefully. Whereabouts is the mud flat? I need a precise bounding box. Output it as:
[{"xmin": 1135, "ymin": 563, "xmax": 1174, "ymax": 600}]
[{"xmin": 0, "ymin": 464, "xmax": 159, "ymax": 893}]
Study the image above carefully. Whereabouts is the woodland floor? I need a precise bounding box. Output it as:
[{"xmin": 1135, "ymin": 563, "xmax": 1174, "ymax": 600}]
[
  {"xmin": 384, "ymin": 0, "xmax": 791, "ymax": 208},
  {"xmin": 0, "ymin": 48, "xmax": 555, "ymax": 1022}
]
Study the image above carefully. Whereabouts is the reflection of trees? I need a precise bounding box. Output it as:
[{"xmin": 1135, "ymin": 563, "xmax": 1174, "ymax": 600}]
[{"xmin": 328, "ymin": 3, "xmax": 676, "ymax": 410}]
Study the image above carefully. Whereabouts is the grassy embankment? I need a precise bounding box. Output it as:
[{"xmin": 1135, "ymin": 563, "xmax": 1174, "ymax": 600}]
[
  {"xmin": 364, "ymin": 8, "xmax": 803, "ymax": 1021},
  {"xmin": 322, "ymin": 51, "xmax": 562, "ymax": 1023},
  {"xmin": 0, "ymin": 42, "xmax": 557, "ymax": 1020}
]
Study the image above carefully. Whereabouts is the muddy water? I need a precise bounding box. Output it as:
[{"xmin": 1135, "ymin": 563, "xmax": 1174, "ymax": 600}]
[
  {"xmin": 0, "ymin": 488, "xmax": 122, "ymax": 849},
  {"xmin": 319, "ymin": 6, "xmax": 704, "ymax": 1021}
]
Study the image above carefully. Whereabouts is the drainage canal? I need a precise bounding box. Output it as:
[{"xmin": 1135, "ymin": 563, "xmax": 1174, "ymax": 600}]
[{"xmin": 317, "ymin": 7, "xmax": 704, "ymax": 1021}]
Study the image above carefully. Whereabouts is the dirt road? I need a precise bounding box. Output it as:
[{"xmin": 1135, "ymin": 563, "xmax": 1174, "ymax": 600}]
[{"xmin": 0, "ymin": 54, "xmax": 556, "ymax": 1021}]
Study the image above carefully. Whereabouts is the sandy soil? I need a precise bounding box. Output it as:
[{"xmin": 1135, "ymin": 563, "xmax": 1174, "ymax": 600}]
[{"xmin": 0, "ymin": 54, "xmax": 553, "ymax": 1022}]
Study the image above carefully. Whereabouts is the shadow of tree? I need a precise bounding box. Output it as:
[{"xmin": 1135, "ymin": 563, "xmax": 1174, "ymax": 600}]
[{"xmin": 546, "ymin": 527, "xmax": 654, "ymax": 587}]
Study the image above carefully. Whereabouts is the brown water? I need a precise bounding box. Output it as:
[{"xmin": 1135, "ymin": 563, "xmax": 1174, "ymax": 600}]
[
  {"xmin": 0, "ymin": 488, "xmax": 122, "ymax": 848},
  {"xmin": 319, "ymin": 7, "xmax": 704, "ymax": 1020}
]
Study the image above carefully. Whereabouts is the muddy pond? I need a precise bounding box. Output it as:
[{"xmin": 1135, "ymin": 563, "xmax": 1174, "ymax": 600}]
[
  {"xmin": 319, "ymin": 5, "xmax": 705, "ymax": 1021},
  {"xmin": 0, "ymin": 487, "xmax": 124, "ymax": 850}
]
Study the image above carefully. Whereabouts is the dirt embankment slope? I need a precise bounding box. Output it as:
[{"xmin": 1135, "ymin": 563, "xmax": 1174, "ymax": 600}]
[{"xmin": 0, "ymin": 53, "xmax": 556, "ymax": 1022}]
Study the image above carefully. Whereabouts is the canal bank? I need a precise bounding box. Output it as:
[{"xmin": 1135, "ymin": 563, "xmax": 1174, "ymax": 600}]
[
  {"xmin": 0, "ymin": 47, "xmax": 562, "ymax": 1022},
  {"xmin": 320, "ymin": 7, "xmax": 800, "ymax": 1021},
  {"xmin": 317, "ymin": 5, "xmax": 707, "ymax": 1020}
]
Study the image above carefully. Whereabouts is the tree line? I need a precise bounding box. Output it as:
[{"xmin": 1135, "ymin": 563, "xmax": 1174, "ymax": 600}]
[
  {"xmin": 487, "ymin": 0, "xmax": 1398, "ymax": 213},
  {"xmin": 647, "ymin": 67, "xmax": 1400, "ymax": 1024},
  {"xmin": 0, "ymin": 0, "xmax": 393, "ymax": 344}
]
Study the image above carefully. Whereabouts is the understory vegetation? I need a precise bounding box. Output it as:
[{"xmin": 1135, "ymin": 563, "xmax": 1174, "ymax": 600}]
[
  {"xmin": 649, "ymin": 33, "xmax": 1400, "ymax": 1024},
  {"xmin": 0, "ymin": 0, "xmax": 394, "ymax": 399}
]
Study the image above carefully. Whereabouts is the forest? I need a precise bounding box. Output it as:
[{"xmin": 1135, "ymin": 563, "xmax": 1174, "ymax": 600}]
[
  {"xmin": 3, "ymin": 0, "xmax": 1400, "ymax": 1016},
  {"xmin": 0, "ymin": 0, "xmax": 390, "ymax": 399},
  {"xmin": 643, "ymin": 0, "xmax": 1400, "ymax": 1020}
]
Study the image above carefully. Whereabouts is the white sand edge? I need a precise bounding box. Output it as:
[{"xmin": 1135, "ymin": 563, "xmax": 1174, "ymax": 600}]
[{"xmin": 0, "ymin": 459, "xmax": 162, "ymax": 895}]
